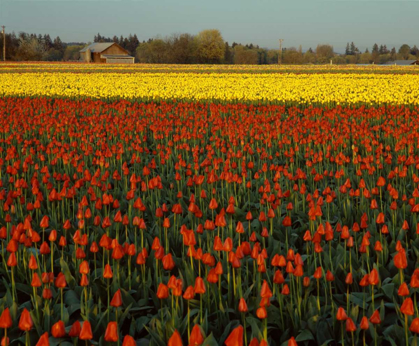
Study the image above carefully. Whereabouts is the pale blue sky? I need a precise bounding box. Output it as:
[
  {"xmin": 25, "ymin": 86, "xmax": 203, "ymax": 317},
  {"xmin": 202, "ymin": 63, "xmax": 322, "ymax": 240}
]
[{"xmin": 0, "ymin": 0, "xmax": 417, "ymax": 52}]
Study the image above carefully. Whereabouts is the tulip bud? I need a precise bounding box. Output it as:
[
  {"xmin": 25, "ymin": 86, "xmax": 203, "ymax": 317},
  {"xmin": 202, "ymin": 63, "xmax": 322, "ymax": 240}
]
[
  {"xmin": 104, "ymin": 321, "xmax": 118, "ymax": 342},
  {"xmin": 79, "ymin": 321, "xmax": 93, "ymax": 340},
  {"xmin": 35, "ymin": 332, "xmax": 49, "ymax": 346},
  {"xmin": 0, "ymin": 308, "xmax": 13, "ymax": 329},
  {"xmin": 168, "ymin": 329, "xmax": 183, "ymax": 346},
  {"xmin": 225, "ymin": 325, "xmax": 243, "ymax": 346},
  {"xmin": 51, "ymin": 320, "xmax": 66, "ymax": 338},
  {"xmin": 18, "ymin": 309, "xmax": 33, "ymax": 331}
]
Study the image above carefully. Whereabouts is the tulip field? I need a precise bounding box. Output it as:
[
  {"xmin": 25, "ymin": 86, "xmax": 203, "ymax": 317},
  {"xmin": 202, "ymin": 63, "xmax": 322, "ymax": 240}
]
[{"xmin": 1, "ymin": 64, "xmax": 419, "ymax": 346}]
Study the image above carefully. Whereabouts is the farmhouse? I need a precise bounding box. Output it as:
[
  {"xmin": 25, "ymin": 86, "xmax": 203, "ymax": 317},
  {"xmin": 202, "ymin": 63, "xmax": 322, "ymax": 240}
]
[
  {"xmin": 385, "ymin": 60, "xmax": 419, "ymax": 66},
  {"xmin": 80, "ymin": 42, "xmax": 135, "ymax": 63}
]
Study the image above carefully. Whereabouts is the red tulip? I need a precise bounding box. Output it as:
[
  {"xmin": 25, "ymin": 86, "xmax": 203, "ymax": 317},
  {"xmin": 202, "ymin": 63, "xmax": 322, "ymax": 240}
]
[
  {"xmin": 163, "ymin": 253, "xmax": 176, "ymax": 270},
  {"xmin": 6, "ymin": 253, "xmax": 17, "ymax": 267},
  {"xmin": 36, "ymin": 332, "xmax": 49, "ymax": 346},
  {"xmin": 256, "ymin": 307, "xmax": 267, "ymax": 319},
  {"xmin": 18, "ymin": 309, "xmax": 33, "ymax": 331},
  {"xmin": 288, "ymin": 337, "xmax": 298, "ymax": 346},
  {"xmin": 360, "ymin": 316, "xmax": 369, "ymax": 330},
  {"xmin": 68, "ymin": 320, "xmax": 81, "ymax": 337},
  {"xmin": 400, "ymin": 298, "xmax": 414, "ymax": 316},
  {"xmin": 282, "ymin": 216, "xmax": 292, "ymax": 227},
  {"xmin": 40, "ymin": 216, "xmax": 49, "ymax": 229},
  {"xmin": 369, "ymin": 310, "xmax": 381, "ymax": 324},
  {"xmin": 110, "ymin": 289, "xmax": 123, "ymax": 307},
  {"xmin": 398, "ymin": 282, "xmax": 410, "ymax": 297},
  {"xmin": 183, "ymin": 286, "xmax": 195, "ymax": 300},
  {"xmin": 194, "ymin": 277, "xmax": 206, "ymax": 294},
  {"xmin": 394, "ymin": 250, "xmax": 407, "ymax": 269},
  {"xmin": 326, "ymin": 270, "xmax": 334, "ymax": 282},
  {"xmin": 168, "ymin": 329, "xmax": 183, "ymax": 346},
  {"xmin": 28, "ymin": 255, "xmax": 38, "ymax": 270},
  {"xmin": 238, "ymin": 298, "xmax": 248, "ymax": 313},
  {"xmin": 410, "ymin": 318, "xmax": 419, "ymax": 334},
  {"xmin": 104, "ymin": 321, "xmax": 119, "ymax": 342},
  {"xmin": 346, "ymin": 318, "xmax": 357, "ymax": 332},
  {"xmin": 42, "ymin": 288, "xmax": 53, "ymax": 300},
  {"xmin": 376, "ymin": 213, "xmax": 384, "ymax": 224},
  {"xmin": 157, "ymin": 283, "xmax": 169, "ymax": 299},
  {"xmin": 235, "ymin": 222, "xmax": 245, "ymax": 234},
  {"xmin": 103, "ymin": 264, "xmax": 113, "ymax": 279},
  {"xmin": 189, "ymin": 324, "xmax": 204, "ymax": 346},
  {"xmin": 79, "ymin": 321, "xmax": 93, "ymax": 340},
  {"xmin": 122, "ymin": 335, "xmax": 137, "ymax": 346},
  {"xmin": 0, "ymin": 308, "xmax": 12, "ymax": 329},
  {"xmin": 260, "ymin": 280, "xmax": 272, "ymax": 298},
  {"xmin": 369, "ymin": 269, "xmax": 379, "ymax": 286},
  {"xmin": 225, "ymin": 325, "xmax": 243, "ymax": 346},
  {"xmin": 79, "ymin": 261, "xmax": 89, "ymax": 274},
  {"xmin": 55, "ymin": 272, "xmax": 67, "ymax": 288},
  {"xmin": 51, "ymin": 320, "xmax": 66, "ymax": 338},
  {"xmin": 336, "ymin": 307, "xmax": 347, "ymax": 321},
  {"xmin": 248, "ymin": 338, "xmax": 259, "ymax": 346}
]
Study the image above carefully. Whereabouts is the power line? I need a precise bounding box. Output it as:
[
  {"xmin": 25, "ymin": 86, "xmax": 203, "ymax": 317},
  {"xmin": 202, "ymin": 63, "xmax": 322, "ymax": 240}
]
[
  {"xmin": 1, "ymin": 26, "xmax": 5, "ymax": 61},
  {"xmin": 278, "ymin": 39, "xmax": 284, "ymax": 64}
]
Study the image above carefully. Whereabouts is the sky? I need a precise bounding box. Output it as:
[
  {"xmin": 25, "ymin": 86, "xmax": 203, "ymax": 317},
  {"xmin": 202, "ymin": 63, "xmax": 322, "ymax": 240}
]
[{"xmin": 0, "ymin": 0, "xmax": 418, "ymax": 52}]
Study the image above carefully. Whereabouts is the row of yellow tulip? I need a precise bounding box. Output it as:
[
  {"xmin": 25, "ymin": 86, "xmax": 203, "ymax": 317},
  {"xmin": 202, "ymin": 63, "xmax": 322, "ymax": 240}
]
[
  {"xmin": 1, "ymin": 72, "xmax": 418, "ymax": 104},
  {"xmin": 0, "ymin": 62, "xmax": 418, "ymax": 72}
]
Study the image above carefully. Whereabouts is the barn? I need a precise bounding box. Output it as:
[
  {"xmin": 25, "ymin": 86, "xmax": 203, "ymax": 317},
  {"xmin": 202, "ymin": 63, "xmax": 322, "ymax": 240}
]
[
  {"xmin": 80, "ymin": 42, "xmax": 135, "ymax": 64},
  {"xmin": 385, "ymin": 60, "xmax": 419, "ymax": 66}
]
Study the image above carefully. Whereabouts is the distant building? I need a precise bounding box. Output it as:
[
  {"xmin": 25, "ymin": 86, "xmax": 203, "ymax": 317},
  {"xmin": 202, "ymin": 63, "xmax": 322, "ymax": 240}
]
[
  {"xmin": 80, "ymin": 42, "xmax": 134, "ymax": 63},
  {"xmin": 385, "ymin": 60, "xmax": 419, "ymax": 66}
]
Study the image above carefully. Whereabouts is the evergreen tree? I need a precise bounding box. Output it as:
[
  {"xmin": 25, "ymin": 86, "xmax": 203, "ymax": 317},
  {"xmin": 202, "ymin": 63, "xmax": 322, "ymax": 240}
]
[
  {"xmin": 350, "ymin": 42, "xmax": 356, "ymax": 55},
  {"xmin": 345, "ymin": 43, "xmax": 350, "ymax": 55},
  {"xmin": 390, "ymin": 47, "xmax": 397, "ymax": 60},
  {"xmin": 53, "ymin": 36, "xmax": 64, "ymax": 53},
  {"xmin": 371, "ymin": 44, "xmax": 380, "ymax": 64},
  {"xmin": 44, "ymin": 34, "xmax": 53, "ymax": 49},
  {"xmin": 224, "ymin": 42, "xmax": 232, "ymax": 64},
  {"xmin": 123, "ymin": 37, "xmax": 130, "ymax": 50},
  {"xmin": 379, "ymin": 45, "xmax": 385, "ymax": 55}
]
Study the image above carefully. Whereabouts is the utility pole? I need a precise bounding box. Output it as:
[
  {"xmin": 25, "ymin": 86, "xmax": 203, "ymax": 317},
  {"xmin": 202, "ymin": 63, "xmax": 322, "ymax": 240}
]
[
  {"xmin": 1, "ymin": 26, "xmax": 5, "ymax": 61},
  {"xmin": 278, "ymin": 39, "xmax": 284, "ymax": 64}
]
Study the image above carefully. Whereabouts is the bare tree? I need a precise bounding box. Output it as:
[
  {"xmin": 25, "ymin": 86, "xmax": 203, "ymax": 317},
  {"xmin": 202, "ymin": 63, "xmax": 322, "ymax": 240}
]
[{"xmin": 15, "ymin": 37, "xmax": 46, "ymax": 61}]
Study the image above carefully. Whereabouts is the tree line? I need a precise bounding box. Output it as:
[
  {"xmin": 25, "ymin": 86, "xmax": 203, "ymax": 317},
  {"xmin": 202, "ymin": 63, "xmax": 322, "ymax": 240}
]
[
  {"xmin": 0, "ymin": 32, "xmax": 140, "ymax": 61},
  {"xmin": 1, "ymin": 29, "xmax": 418, "ymax": 64},
  {"xmin": 0, "ymin": 32, "xmax": 81, "ymax": 61}
]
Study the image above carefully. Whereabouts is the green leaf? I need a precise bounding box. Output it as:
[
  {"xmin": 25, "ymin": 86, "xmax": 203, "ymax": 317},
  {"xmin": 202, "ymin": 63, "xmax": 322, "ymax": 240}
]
[
  {"xmin": 381, "ymin": 283, "xmax": 394, "ymax": 299},
  {"xmin": 246, "ymin": 316, "xmax": 263, "ymax": 340},
  {"xmin": 136, "ymin": 316, "xmax": 150, "ymax": 333},
  {"xmin": 296, "ymin": 329, "xmax": 314, "ymax": 342},
  {"xmin": 202, "ymin": 333, "xmax": 219, "ymax": 346},
  {"xmin": 60, "ymin": 257, "xmax": 76, "ymax": 287}
]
